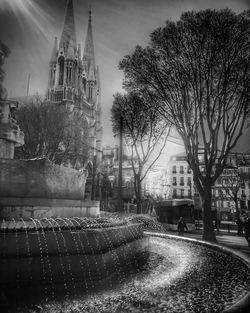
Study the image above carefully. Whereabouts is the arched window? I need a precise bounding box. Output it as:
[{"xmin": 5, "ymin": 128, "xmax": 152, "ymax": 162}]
[
  {"xmin": 58, "ymin": 56, "xmax": 64, "ymax": 86},
  {"xmin": 82, "ymin": 77, "xmax": 86, "ymax": 92},
  {"xmin": 52, "ymin": 64, "xmax": 56, "ymax": 86}
]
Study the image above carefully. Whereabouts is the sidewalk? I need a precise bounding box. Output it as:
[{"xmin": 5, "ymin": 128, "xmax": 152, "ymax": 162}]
[{"xmin": 178, "ymin": 230, "xmax": 250, "ymax": 259}]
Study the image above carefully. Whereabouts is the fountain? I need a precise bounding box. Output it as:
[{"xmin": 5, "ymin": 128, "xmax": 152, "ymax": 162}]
[
  {"xmin": 0, "ymin": 216, "xmax": 149, "ymax": 310},
  {"xmin": 0, "ymin": 42, "xmax": 149, "ymax": 310},
  {"xmin": 0, "ymin": 43, "xmax": 250, "ymax": 312},
  {"xmin": 0, "ymin": 42, "xmax": 98, "ymax": 220},
  {"xmin": 1, "ymin": 215, "xmax": 249, "ymax": 313}
]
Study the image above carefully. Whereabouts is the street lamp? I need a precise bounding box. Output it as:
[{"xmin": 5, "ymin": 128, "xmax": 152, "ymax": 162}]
[{"xmin": 117, "ymin": 115, "xmax": 123, "ymax": 212}]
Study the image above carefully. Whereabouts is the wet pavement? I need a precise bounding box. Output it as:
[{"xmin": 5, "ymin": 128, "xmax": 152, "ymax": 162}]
[{"xmin": 180, "ymin": 230, "xmax": 250, "ymax": 260}]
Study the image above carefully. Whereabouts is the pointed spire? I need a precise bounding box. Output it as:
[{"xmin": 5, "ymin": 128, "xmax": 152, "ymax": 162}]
[
  {"xmin": 83, "ymin": 7, "xmax": 95, "ymax": 71},
  {"xmin": 96, "ymin": 65, "xmax": 101, "ymax": 94},
  {"xmin": 89, "ymin": 5, "xmax": 92, "ymax": 24},
  {"xmin": 77, "ymin": 44, "xmax": 82, "ymax": 68},
  {"xmin": 78, "ymin": 44, "xmax": 81, "ymax": 59},
  {"xmin": 59, "ymin": 0, "xmax": 77, "ymax": 58},
  {"xmin": 50, "ymin": 37, "xmax": 58, "ymax": 63},
  {"xmin": 88, "ymin": 60, "xmax": 96, "ymax": 81}
]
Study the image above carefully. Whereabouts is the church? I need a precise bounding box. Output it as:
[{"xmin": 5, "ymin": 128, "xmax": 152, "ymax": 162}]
[{"xmin": 47, "ymin": 0, "xmax": 102, "ymax": 198}]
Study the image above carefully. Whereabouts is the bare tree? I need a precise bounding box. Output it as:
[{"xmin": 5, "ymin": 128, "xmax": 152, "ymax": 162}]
[
  {"xmin": 15, "ymin": 96, "xmax": 91, "ymax": 168},
  {"xmin": 111, "ymin": 92, "xmax": 170, "ymax": 213},
  {"xmin": 119, "ymin": 9, "xmax": 250, "ymax": 241}
]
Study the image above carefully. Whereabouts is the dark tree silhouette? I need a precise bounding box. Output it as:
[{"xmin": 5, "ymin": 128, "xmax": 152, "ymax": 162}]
[
  {"xmin": 119, "ymin": 9, "xmax": 250, "ymax": 241},
  {"xmin": 111, "ymin": 92, "xmax": 170, "ymax": 213},
  {"xmin": 15, "ymin": 96, "xmax": 91, "ymax": 169}
]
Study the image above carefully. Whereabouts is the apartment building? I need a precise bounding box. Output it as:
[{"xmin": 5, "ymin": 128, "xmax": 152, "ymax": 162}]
[
  {"xmin": 212, "ymin": 155, "xmax": 250, "ymax": 220},
  {"xmin": 167, "ymin": 152, "xmax": 194, "ymax": 199}
]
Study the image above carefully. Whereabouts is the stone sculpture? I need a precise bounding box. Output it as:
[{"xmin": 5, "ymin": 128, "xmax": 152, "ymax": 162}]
[{"xmin": 0, "ymin": 40, "xmax": 24, "ymax": 158}]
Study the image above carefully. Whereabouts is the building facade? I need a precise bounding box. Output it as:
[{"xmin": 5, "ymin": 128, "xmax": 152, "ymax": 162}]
[
  {"xmin": 166, "ymin": 152, "xmax": 250, "ymax": 221},
  {"xmin": 47, "ymin": 0, "xmax": 102, "ymax": 171},
  {"xmin": 212, "ymin": 155, "xmax": 250, "ymax": 220},
  {"xmin": 167, "ymin": 153, "xmax": 194, "ymax": 200},
  {"xmin": 102, "ymin": 145, "xmax": 139, "ymax": 201}
]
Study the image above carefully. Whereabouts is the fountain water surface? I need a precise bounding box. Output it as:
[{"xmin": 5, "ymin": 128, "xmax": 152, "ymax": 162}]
[
  {"xmin": 0, "ymin": 215, "xmax": 148, "ymax": 311},
  {"xmin": 0, "ymin": 214, "xmax": 249, "ymax": 313}
]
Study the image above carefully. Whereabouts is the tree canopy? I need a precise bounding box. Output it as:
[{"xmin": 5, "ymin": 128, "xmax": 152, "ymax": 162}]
[
  {"xmin": 15, "ymin": 96, "xmax": 91, "ymax": 169},
  {"xmin": 119, "ymin": 9, "xmax": 250, "ymax": 241},
  {"xmin": 111, "ymin": 92, "xmax": 170, "ymax": 213}
]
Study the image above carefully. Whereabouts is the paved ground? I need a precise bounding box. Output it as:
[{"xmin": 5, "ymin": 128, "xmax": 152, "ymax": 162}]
[{"xmin": 179, "ymin": 229, "xmax": 250, "ymax": 260}]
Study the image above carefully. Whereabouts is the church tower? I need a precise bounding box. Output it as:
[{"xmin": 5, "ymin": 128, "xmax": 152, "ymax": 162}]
[
  {"xmin": 47, "ymin": 0, "xmax": 102, "ymax": 174},
  {"xmin": 48, "ymin": 0, "xmax": 80, "ymax": 103},
  {"xmin": 82, "ymin": 9, "xmax": 103, "ymax": 167}
]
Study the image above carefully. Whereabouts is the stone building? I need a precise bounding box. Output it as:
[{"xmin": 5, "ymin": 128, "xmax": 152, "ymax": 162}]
[
  {"xmin": 212, "ymin": 155, "xmax": 250, "ymax": 220},
  {"xmin": 102, "ymin": 145, "xmax": 139, "ymax": 201},
  {"xmin": 165, "ymin": 151, "xmax": 250, "ymax": 221},
  {"xmin": 167, "ymin": 152, "xmax": 194, "ymax": 200},
  {"xmin": 47, "ymin": 0, "xmax": 102, "ymax": 173}
]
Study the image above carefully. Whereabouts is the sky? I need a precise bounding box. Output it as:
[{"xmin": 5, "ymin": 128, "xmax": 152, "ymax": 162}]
[{"xmin": 0, "ymin": 0, "xmax": 249, "ymax": 165}]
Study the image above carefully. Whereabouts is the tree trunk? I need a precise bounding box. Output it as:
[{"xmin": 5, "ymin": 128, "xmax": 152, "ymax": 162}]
[
  {"xmin": 202, "ymin": 184, "xmax": 217, "ymax": 242},
  {"xmin": 235, "ymin": 196, "xmax": 240, "ymax": 220},
  {"xmin": 235, "ymin": 196, "xmax": 242, "ymax": 236},
  {"xmin": 91, "ymin": 155, "xmax": 97, "ymax": 201},
  {"xmin": 135, "ymin": 175, "xmax": 142, "ymax": 214},
  {"xmin": 117, "ymin": 115, "xmax": 123, "ymax": 212}
]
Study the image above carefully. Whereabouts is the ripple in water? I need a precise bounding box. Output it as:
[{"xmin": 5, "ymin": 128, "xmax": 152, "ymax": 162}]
[{"xmin": 2, "ymin": 215, "xmax": 250, "ymax": 313}]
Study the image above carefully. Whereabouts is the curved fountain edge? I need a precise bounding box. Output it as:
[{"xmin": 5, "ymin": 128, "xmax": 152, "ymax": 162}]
[{"xmin": 144, "ymin": 231, "xmax": 250, "ymax": 313}]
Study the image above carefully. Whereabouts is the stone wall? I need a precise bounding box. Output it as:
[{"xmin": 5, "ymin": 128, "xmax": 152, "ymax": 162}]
[
  {"xmin": 0, "ymin": 158, "xmax": 87, "ymax": 200},
  {"xmin": 0, "ymin": 158, "xmax": 101, "ymax": 219},
  {"xmin": 0, "ymin": 200, "xmax": 100, "ymax": 219}
]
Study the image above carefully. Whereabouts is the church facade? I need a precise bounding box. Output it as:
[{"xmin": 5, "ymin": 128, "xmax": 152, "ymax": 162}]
[{"xmin": 47, "ymin": 0, "xmax": 102, "ymax": 176}]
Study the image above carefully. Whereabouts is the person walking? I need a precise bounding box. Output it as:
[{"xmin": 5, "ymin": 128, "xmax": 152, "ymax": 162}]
[
  {"xmin": 243, "ymin": 217, "xmax": 250, "ymax": 247},
  {"xmin": 177, "ymin": 217, "xmax": 188, "ymax": 236},
  {"xmin": 237, "ymin": 218, "xmax": 243, "ymax": 236}
]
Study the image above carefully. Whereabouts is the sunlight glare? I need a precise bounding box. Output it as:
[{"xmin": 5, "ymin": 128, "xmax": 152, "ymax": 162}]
[{"xmin": 0, "ymin": 0, "xmax": 52, "ymax": 41}]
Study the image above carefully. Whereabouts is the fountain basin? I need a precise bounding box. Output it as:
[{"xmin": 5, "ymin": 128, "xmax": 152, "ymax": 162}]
[
  {"xmin": 1, "ymin": 226, "xmax": 249, "ymax": 313},
  {"xmin": 0, "ymin": 223, "xmax": 143, "ymax": 258},
  {"xmin": 0, "ymin": 237, "xmax": 148, "ymax": 287},
  {"xmin": 0, "ymin": 223, "xmax": 148, "ymax": 287}
]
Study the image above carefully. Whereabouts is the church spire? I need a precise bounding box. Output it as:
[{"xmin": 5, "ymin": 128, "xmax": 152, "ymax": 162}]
[
  {"xmin": 50, "ymin": 37, "xmax": 58, "ymax": 63},
  {"xmin": 59, "ymin": 0, "xmax": 77, "ymax": 58},
  {"xmin": 83, "ymin": 8, "xmax": 95, "ymax": 71}
]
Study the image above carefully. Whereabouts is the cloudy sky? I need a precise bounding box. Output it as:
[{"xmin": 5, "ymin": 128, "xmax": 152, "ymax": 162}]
[{"xmin": 0, "ymin": 0, "xmax": 249, "ymax": 154}]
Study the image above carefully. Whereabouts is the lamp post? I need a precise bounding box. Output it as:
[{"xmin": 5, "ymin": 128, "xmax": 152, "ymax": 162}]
[
  {"xmin": 89, "ymin": 145, "xmax": 103, "ymax": 201},
  {"xmin": 91, "ymin": 154, "xmax": 97, "ymax": 200},
  {"xmin": 117, "ymin": 115, "xmax": 123, "ymax": 212}
]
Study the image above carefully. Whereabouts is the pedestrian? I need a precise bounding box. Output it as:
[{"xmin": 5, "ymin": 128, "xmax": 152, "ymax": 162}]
[
  {"xmin": 237, "ymin": 218, "xmax": 243, "ymax": 236},
  {"xmin": 177, "ymin": 217, "xmax": 188, "ymax": 236},
  {"xmin": 243, "ymin": 217, "xmax": 250, "ymax": 247},
  {"xmin": 149, "ymin": 201, "xmax": 153, "ymax": 215}
]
